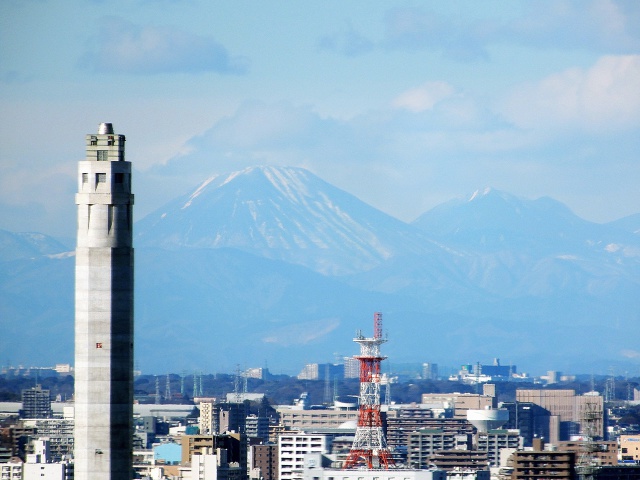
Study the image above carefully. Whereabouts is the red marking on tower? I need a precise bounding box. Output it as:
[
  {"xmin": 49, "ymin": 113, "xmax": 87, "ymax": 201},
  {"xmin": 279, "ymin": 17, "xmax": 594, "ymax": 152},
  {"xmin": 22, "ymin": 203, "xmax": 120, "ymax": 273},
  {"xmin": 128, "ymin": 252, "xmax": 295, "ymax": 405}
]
[{"xmin": 343, "ymin": 312, "xmax": 394, "ymax": 470}]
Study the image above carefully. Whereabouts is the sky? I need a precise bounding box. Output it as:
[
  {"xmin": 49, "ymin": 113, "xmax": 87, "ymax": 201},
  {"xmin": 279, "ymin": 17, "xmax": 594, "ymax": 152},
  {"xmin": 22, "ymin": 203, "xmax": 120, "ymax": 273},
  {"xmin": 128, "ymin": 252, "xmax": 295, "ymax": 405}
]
[{"xmin": 1, "ymin": 0, "xmax": 639, "ymax": 240}]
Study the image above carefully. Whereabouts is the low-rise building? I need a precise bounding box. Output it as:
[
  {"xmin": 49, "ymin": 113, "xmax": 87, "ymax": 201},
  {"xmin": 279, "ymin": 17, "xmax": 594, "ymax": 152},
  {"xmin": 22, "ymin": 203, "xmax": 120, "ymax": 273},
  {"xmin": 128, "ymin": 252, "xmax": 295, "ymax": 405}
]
[
  {"xmin": 276, "ymin": 408, "xmax": 357, "ymax": 430},
  {"xmin": 557, "ymin": 440, "xmax": 618, "ymax": 466},
  {"xmin": 302, "ymin": 452, "xmax": 447, "ymax": 480},
  {"xmin": 509, "ymin": 450, "xmax": 575, "ymax": 479},
  {"xmin": 421, "ymin": 392, "xmax": 495, "ymax": 419},
  {"xmin": 620, "ymin": 435, "xmax": 640, "ymax": 462},
  {"xmin": 250, "ymin": 443, "xmax": 278, "ymax": 480},
  {"xmin": 191, "ymin": 448, "xmax": 243, "ymax": 480},
  {"xmin": 278, "ymin": 432, "xmax": 331, "ymax": 480},
  {"xmin": 427, "ymin": 450, "xmax": 489, "ymax": 472},
  {"xmin": 476, "ymin": 430, "xmax": 521, "ymax": 467},
  {"xmin": 408, "ymin": 429, "xmax": 472, "ymax": 469}
]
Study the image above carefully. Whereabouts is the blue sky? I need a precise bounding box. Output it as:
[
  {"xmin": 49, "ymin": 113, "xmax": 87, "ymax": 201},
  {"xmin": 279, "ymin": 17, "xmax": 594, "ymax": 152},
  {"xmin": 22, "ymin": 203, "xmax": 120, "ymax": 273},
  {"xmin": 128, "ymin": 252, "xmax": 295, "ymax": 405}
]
[{"xmin": 1, "ymin": 0, "xmax": 639, "ymax": 239}]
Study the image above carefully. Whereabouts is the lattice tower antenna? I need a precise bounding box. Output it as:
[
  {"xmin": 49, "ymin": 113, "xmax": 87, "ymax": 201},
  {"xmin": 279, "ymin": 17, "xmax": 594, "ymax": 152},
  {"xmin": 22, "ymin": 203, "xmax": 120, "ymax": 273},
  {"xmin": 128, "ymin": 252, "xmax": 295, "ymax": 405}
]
[
  {"xmin": 605, "ymin": 367, "xmax": 615, "ymax": 402},
  {"xmin": 192, "ymin": 372, "xmax": 197, "ymax": 399},
  {"xmin": 165, "ymin": 374, "xmax": 171, "ymax": 400},
  {"xmin": 385, "ymin": 363, "xmax": 391, "ymax": 406},
  {"xmin": 155, "ymin": 376, "xmax": 160, "ymax": 405},
  {"xmin": 576, "ymin": 400, "xmax": 602, "ymax": 480},
  {"xmin": 234, "ymin": 365, "xmax": 242, "ymax": 403},
  {"xmin": 343, "ymin": 312, "xmax": 394, "ymax": 470}
]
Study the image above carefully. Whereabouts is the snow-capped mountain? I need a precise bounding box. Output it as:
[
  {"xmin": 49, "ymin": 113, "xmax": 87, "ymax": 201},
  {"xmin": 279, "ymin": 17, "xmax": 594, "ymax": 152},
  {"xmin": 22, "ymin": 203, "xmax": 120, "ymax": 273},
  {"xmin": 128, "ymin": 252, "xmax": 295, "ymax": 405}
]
[
  {"xmin": 136, "ymin": 166, "xmax": 438, "ymax": 274},
  {"xmin": 2, "ymin": 169, "xmax": 639, "ymax": 374},
  {"xmin": 409, "ymin": 187, "xmax": 640, "ymax": 296},
  {"xmin": 413, "ymin": 187, "xmax": 616, "ymax": 252}
]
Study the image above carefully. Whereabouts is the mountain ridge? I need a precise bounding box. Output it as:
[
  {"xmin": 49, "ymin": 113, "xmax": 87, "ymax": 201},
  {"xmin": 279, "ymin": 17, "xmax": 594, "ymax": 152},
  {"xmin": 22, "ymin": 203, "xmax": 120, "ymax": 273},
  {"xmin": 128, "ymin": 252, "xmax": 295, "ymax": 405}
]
[{"xmin": 2, "ymin": 166, "xmax": 639, "ymax": 374}]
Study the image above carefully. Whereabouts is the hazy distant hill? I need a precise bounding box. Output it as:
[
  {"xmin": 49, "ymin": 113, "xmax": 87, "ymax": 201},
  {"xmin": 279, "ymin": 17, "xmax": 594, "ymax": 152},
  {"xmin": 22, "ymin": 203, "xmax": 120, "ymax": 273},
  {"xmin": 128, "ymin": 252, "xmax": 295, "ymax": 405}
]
[
  {"xmin": 2, "ymin": 168, "xmax": 639, "ymax": 374},
  {"xmin": 608, "ymin": 213, "xmax": 640, "ymax": 236},
  {"xmin": 0, "ymin": 229, "xmax": 70, "ymax": 262}
]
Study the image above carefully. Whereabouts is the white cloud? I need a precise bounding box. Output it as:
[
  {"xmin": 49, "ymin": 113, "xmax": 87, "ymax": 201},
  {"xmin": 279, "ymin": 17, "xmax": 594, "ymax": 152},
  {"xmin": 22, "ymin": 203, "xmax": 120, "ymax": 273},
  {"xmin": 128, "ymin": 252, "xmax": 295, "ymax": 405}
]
[
  {"xmin": 621, "ymin": 349, "xmax": 640, "ymax": 359},
  {"xmin": 501, "ymin": 55, "xmax": 640, "ymax": 132},
  {"xmin": 80, "ymin": 17, "xmax": 249, "ymax": 75},
  {"xmin": 392, "ymin": 81, "xmax": 455, "ymax": 112}
]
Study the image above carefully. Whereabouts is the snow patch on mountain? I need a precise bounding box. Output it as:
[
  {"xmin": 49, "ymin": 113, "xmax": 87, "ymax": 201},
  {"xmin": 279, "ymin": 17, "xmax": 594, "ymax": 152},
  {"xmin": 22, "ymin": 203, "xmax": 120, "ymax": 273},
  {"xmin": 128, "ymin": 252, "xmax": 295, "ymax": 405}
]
[
  {"xmin": 469, "ymin": 187, "xmax": 493, "ymax": 201},
  {"xmin": 182, "ymin": 174, "xmax": 219, "ymax": 209}
]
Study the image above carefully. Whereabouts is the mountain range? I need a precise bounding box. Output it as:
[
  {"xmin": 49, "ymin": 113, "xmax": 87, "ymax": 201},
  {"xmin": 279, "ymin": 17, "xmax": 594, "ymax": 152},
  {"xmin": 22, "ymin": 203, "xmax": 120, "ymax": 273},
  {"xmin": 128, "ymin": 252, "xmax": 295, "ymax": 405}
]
[{"xmin": 2, "ymin": 166, "xmax": 639, "ymax": 375}]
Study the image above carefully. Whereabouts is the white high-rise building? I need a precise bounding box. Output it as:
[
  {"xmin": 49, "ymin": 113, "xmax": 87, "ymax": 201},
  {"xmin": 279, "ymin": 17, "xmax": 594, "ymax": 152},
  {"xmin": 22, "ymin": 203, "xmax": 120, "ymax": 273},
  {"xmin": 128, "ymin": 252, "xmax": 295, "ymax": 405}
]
[
  {"xmin": 74, "ymin": 123, "xmax": 134, "ymax": 479},
  {"xmin": 278, "ymin": 432, "xmax": 331, "ymax": 480}
]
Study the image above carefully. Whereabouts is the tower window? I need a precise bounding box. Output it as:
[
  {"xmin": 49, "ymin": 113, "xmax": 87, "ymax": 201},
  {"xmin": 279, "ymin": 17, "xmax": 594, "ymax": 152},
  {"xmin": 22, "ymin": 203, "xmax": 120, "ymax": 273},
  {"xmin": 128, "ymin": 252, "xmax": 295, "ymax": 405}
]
[
  {"xmin": 97, "ymin": 150, "xmax": 108, "ymax": 161},
  {"xmin": 96, "ymin": 173, "xmax": 106, "ymax": 183},
  {"xmin": 82, "ymin": 173, "xmax": 88, "ymax": 183},
  {"xmin": 114, "ymin": 173, "xmax": 124, "ymax": 184},
  {"xmin": 90, "ymin": 136, "xmax": 97, "ymax": 146},
  {"xmin": 108, "ymin": 136, "xmax": 114, "ymax": 146}
]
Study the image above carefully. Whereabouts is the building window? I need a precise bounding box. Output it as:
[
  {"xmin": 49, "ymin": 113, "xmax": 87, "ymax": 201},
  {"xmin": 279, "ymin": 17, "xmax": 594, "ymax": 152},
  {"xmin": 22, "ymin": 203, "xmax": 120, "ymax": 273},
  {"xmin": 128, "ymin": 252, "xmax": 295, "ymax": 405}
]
[
  {"xmin": 90, "ymin": 136, "xmax": 97, "ymax": 146},
  {"xmin": 114, "ymin": 173, "xmax": 124, "ymax": 184},
  {"xmin": 82, "ymin": 173, "xmax": 88, "ymax": 184},
  {"xmin": 97, "ymin": 150, "xmax": 108, "ymax": 161},
  {"xmin": 96, "ymin": 173, "xmax": 106, "ymax": 183}
]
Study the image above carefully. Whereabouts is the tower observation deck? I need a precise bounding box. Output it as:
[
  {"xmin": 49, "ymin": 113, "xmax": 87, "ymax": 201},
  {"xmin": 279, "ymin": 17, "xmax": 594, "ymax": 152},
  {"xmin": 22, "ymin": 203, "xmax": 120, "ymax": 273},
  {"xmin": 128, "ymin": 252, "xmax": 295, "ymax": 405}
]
[{"xmin": 343, "ymin": 312, "xmax": 394, "ymax": 470}]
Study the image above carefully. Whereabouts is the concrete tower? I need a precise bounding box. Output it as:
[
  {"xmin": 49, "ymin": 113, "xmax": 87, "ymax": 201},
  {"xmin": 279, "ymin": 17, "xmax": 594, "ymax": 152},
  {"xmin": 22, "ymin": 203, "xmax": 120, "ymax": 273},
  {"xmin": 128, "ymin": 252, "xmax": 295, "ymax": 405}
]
[{"xmin": 75, "ymin": 123, "xmax": 134, "ymax": 479}]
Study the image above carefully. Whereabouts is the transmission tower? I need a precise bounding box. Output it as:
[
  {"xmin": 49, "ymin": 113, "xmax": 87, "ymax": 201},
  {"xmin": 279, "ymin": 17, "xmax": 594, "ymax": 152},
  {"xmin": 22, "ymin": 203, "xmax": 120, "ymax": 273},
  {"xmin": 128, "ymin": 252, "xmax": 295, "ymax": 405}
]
[
  {"xmin": 576, "ymin": 400, "xmax": 602, "ymax": 480},
  {"xmin": 605, "ymin": 369, "xmax": 615, "ymax": 402},
  {"xmin": 193, "ymin": 372, "xmax": 198, "ymax": 399},
  {"xmin": 343, "ymin": 312, "xmax": 394, "ymax": 470},
  {"xmin": 155, "ymin": 376, "xmax": 160, "ymax": 405},
  {"xmin": 165, "ymin": 374, "xmax": 171, "ymax": 400},
  {"xmin": 234, "ymin": 365, "xmax": 242, "ymax": 403}
]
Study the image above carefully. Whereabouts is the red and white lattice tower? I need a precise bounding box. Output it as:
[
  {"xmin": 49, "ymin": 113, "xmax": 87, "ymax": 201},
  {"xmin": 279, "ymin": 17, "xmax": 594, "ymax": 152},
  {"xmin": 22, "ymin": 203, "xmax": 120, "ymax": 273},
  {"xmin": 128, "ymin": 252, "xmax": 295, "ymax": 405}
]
[{"xmin": 343, "ymin": 312, "xmax": 394, "ymax": 470}]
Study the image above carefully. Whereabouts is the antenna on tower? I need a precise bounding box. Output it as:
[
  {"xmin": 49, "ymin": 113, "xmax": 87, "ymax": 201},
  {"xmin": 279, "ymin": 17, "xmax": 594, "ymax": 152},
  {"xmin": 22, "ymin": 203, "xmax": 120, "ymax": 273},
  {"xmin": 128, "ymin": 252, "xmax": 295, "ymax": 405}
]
[
  {"xmin": 155, "ymin": 376, "xmax": 160, "ymax": 405},
  {"xmin": 234, "ymin": 365, "xmax": 242, "ymax": 403},
  {"xmin": 385, "ymin": 362, "xmax": 391, "ymax": 406},
  {"xmin": 343, "ymin": 312, "xmax": 394, "ymax": 470},
  {"xmin": 576, "ymin": 399, "xmax": 602, "ymax": 480},
  {"xmin": 193, "ymin": 371, "xmax": 199, "ymax": 399},
  {"xmin": 165, "ymin": 374, "xmax": 171, "ymax": 400}
]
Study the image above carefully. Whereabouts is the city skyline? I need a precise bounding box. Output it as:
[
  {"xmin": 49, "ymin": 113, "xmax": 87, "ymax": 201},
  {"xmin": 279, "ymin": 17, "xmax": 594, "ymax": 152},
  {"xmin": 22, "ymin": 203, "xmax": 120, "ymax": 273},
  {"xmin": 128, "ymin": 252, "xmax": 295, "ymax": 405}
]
[{"xmin": 1, "ymin": 1, "xmax": 639, "ymax": 239}]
